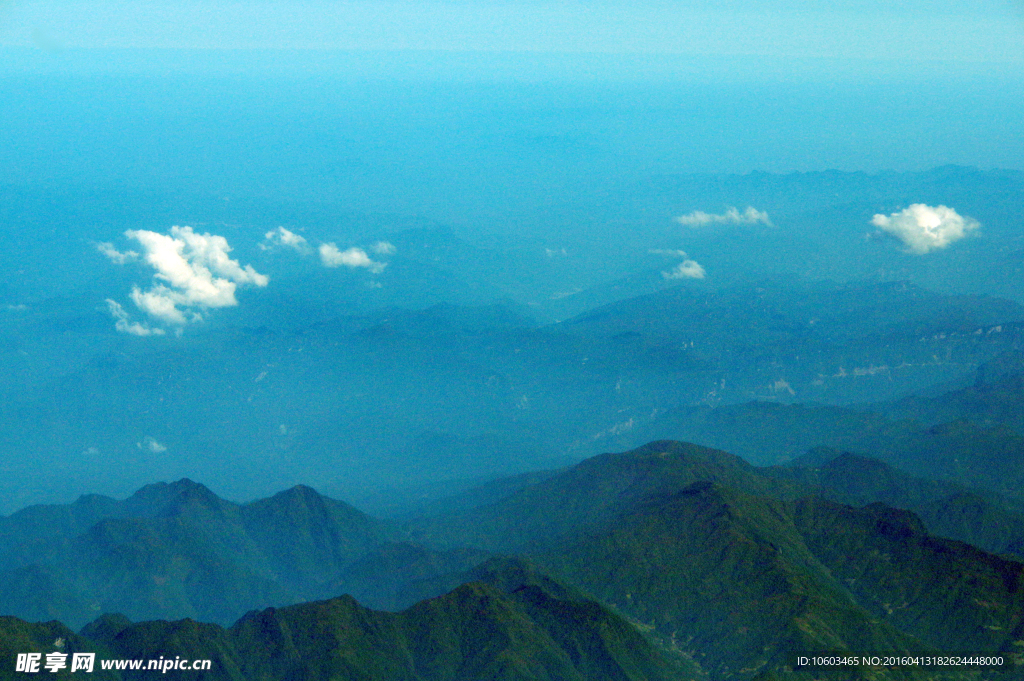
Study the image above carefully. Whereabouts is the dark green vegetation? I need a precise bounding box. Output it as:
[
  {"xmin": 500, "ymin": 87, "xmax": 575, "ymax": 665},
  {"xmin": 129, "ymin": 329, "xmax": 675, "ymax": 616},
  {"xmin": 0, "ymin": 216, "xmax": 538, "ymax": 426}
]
[
  {"xmin": 1, "ymin": 559, "xmax": 684, "ymax": 681},
  {"xmin": 413, "ymin": 441, "xmax": 1024, "ymax": 679},
  {"xmin": 770, "ymin": 450, "xmax": 1024, "ymax": 558},
  {"xmin": 0, "ymin": 617, "xmax": 118, "ymax": 680}
]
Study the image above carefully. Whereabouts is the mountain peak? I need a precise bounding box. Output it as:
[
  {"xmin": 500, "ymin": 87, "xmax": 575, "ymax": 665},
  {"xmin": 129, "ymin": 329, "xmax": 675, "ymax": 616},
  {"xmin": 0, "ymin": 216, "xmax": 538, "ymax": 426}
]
[
  {"xmin": 257, "ymin": 484, "xmax": 334, "ymax": 514},
  {"xmin": 124, "ymin": 479, "xmax": 231, "ymax": 518}
]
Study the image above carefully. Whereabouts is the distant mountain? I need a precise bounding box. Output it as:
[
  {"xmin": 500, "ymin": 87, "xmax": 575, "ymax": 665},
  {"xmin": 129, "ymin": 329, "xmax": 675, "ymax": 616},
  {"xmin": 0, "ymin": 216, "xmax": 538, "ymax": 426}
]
[
  {"xmin": 638, "ymin": 401, "xmax": 918, "ymax": 465},
  {"xmin": 3, "ymin": 276, "xmax": 1022, "ymax": 516},
  {"xmin": 410, "ymin": 440, "xmax": 805, "ymax": 552},
  {"xmin": 562, "ymin": 280, "xmax": 1022, "ymax": 346},
  {"xmin": 558, "ymin": 279, "xmax": 1024, "ymax": 404},
  {"xmin": 769, "ymin": 449, "xmax": 1024, "ymax": 558},
  {"xmin": 877, "ymin": 350, "xmax": 1024, "ymax": 431},
  {"xmin": 637, "ymin": 395, "xmax": 1024, "ymax": 507}
]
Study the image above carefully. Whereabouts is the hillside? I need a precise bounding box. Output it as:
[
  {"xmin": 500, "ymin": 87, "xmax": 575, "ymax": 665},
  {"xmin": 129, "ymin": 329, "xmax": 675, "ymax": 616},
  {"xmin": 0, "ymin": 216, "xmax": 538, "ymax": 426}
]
[
  {"xmin": 410, "ymin": 441, "xmax": 1024, "ymax": 679},
  {"xmin": 1, "ymin": 559, "xmax": 686, "ymax": 681}
]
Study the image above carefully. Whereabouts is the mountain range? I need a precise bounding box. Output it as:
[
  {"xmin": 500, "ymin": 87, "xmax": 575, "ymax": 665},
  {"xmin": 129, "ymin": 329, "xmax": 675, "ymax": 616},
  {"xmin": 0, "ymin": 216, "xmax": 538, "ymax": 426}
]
[{"xmin": 5, "ymin": 436, "xmax": 1024, "ymax": 679}]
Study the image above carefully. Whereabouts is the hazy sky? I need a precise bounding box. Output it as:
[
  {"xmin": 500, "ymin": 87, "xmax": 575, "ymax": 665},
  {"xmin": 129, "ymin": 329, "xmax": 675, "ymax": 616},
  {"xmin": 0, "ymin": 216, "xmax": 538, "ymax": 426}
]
[{"xmin": 2, "ymin": 0, "xmax": 1022, "ymax": 63}]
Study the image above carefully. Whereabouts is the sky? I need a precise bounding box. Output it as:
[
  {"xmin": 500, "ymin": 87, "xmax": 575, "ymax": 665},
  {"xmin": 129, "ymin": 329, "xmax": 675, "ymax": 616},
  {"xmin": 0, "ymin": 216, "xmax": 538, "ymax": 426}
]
[
  {"xmin": 1, "ymin": 0, "xmax": 1022, "ymax": 64},
  {"xmin": 0, "ymin": 0, "xmax": 1021, "ymax": 202}
]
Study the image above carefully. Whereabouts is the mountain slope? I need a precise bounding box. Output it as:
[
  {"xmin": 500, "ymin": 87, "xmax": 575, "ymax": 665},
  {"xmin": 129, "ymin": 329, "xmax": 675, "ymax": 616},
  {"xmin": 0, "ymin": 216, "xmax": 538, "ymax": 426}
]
[
  {"xmin": 641, "ymin": 400, "xmax": 1024, "ymax": 506},
  {"xmin": 0, "ymin": 617, "xmax": 118, "ymax": 681},
  {"xmin": 791, "ymin": 498, "xmax": 1024, "ymax": 654},
  {"xmin": 540, "ymin": 482, "xmax": 932, "ymax": 680},
  {"xmin": 412, "ymin": 441, "xmax": 1024, "ymax": 679},
  {"xmin": 770, "ymin": 449, "xmax": 1024, "ymax": 557},
  {"xmin": 76, "ymin": 559, "xmax": 686, "ymax": 681},
  {"xmin": 411, "ymin": 440, "xmax": 804, "ymax": 552}
]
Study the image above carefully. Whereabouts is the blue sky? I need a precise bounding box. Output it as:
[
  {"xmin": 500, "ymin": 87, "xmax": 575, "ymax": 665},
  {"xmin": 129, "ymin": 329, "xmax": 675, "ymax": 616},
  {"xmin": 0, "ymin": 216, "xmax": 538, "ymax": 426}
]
[
  {"xmin": 0, "ymin": 1, "xmax": 1021, "ymax": 183},
  {"xmin": 1, "ymin": 0, "xmax": 1022, "ymax": 63}
]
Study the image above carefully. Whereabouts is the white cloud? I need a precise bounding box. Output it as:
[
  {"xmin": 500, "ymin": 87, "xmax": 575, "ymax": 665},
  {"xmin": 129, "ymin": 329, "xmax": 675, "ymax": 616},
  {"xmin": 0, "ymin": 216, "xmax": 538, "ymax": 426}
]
[
  {"xmin": 676, "ymin": 206, "xmax": 772, "ymax": 227},
  {"xmin": 104, "ymin": 226, "xmax": 267, "ymax": 334},
  {"xmin": 261, "ymin": 226, "xmax": 311, "ymax": 254},
  {"xmin": 652, "ymin": 248, "xmax": 704, "ymax": 279},
  {"xmin": 649, "ymin": 248, "xmax": 689, "ymax": 258},
  {"xmin": 870, "ymin": 204, "xmax": 979, "ymax": 254},
  {"xmin": 319, "ymin": 243, "xmax": 386, "ymax": 273},
  {"xmin": 662, "ymin": 260, "xmax": 706, "ymax": 280},
  {"xmin": 371, "ymin": 240, "xmax": 396, "ymax": 256},
  {"xmin": 129, "ymin": 226, "xmax": 268, "ymax": 290},
  {"xmin": 129, "ymin": 286, "xmax": 194, "ymax": 325},
  {"xmin": 105, "ymin": 299, "xmax": 165, "ymax": 336},
  {"xmin": 137, "ymin": 436, "xmax": 167, "ymax": 454},
  {"xmin": 96, "ymin": 242, "xmax": 139, "ymax": 264}
]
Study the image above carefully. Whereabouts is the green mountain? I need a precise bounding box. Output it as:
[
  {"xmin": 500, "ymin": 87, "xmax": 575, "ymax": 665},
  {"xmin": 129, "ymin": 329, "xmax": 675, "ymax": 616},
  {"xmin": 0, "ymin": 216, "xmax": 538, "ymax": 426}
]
[
  {"xmin": 640, "ymin": 398, "xmax": 1024, "ymax": 507},
  {"xmin": 770, "ymin": 449, "xmax": 1024, "ymax": 558},
  {"xmin": 790, "ymin": 497, "xmax": 1024, "ymax": 654},
  {"xmin": 541, "ymin": 482, "xmax": 932, "ymax": 680},
  {"xmin": 6, "ymin": 440, "xmax": 1024, "ymax": 679},
  {"xmin": 33, "ymin": 558, "xmax": 684, "ymax": 681},
  {"xmin": 410, "ymin": 440, "xmax": 805, "ymax": 552},
  {"xmin": 411, "ymin": 441, "xmax": 1024, "ymax": 679},
  {"xmin": 0, "ymin": 616, "xmax": 118, "ymax": 681}
]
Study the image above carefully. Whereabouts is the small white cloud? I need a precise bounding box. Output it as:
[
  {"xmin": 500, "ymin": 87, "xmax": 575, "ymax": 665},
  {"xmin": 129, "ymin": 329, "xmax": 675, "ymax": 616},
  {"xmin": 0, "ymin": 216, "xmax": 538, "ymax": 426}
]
[
  {"xmin": 96, "ymin": 242, "xmax": 139, "ymax": 264},
  {"xmin": 676, "ymin": 206, "xmax": 771, "ymax": 227},
  {"xmin": 261, "ymin": 226, "xmax": 311, "ymax": 254},
  {"xmin": 770, "ymin": 379, "xmax": 796, "ymax": 395},
  {"xmin": 870, "ymin": 204, "xmax": 979, "ymax": 254},
  {"xmin": 105, "ymin": 299, "xmax": 166, "ymax": 336},
  {"xmin": 319, "ymin": 243, "xmax": 386, "ymax": 273},
  {"xmin": 137, "ymin": 436, "xmax": 167, "ymax": 453},
  {"xmin": 545, "ymin": 247, "xmax": 568, "ymax": 258},
  {"xmin": 370, "ymin": 241, "xmax": 396, "ymax": 256},
  {"xmin": 129, "ymin": 286, "xmax": 193, "ymax": 325},
  {"xmin": 662, "ymin": 260, "xmax": 706, "ymax": 280},
  {"xmin": 649, "ymin": 249, "xmax": 689, "ymax": 258}
]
